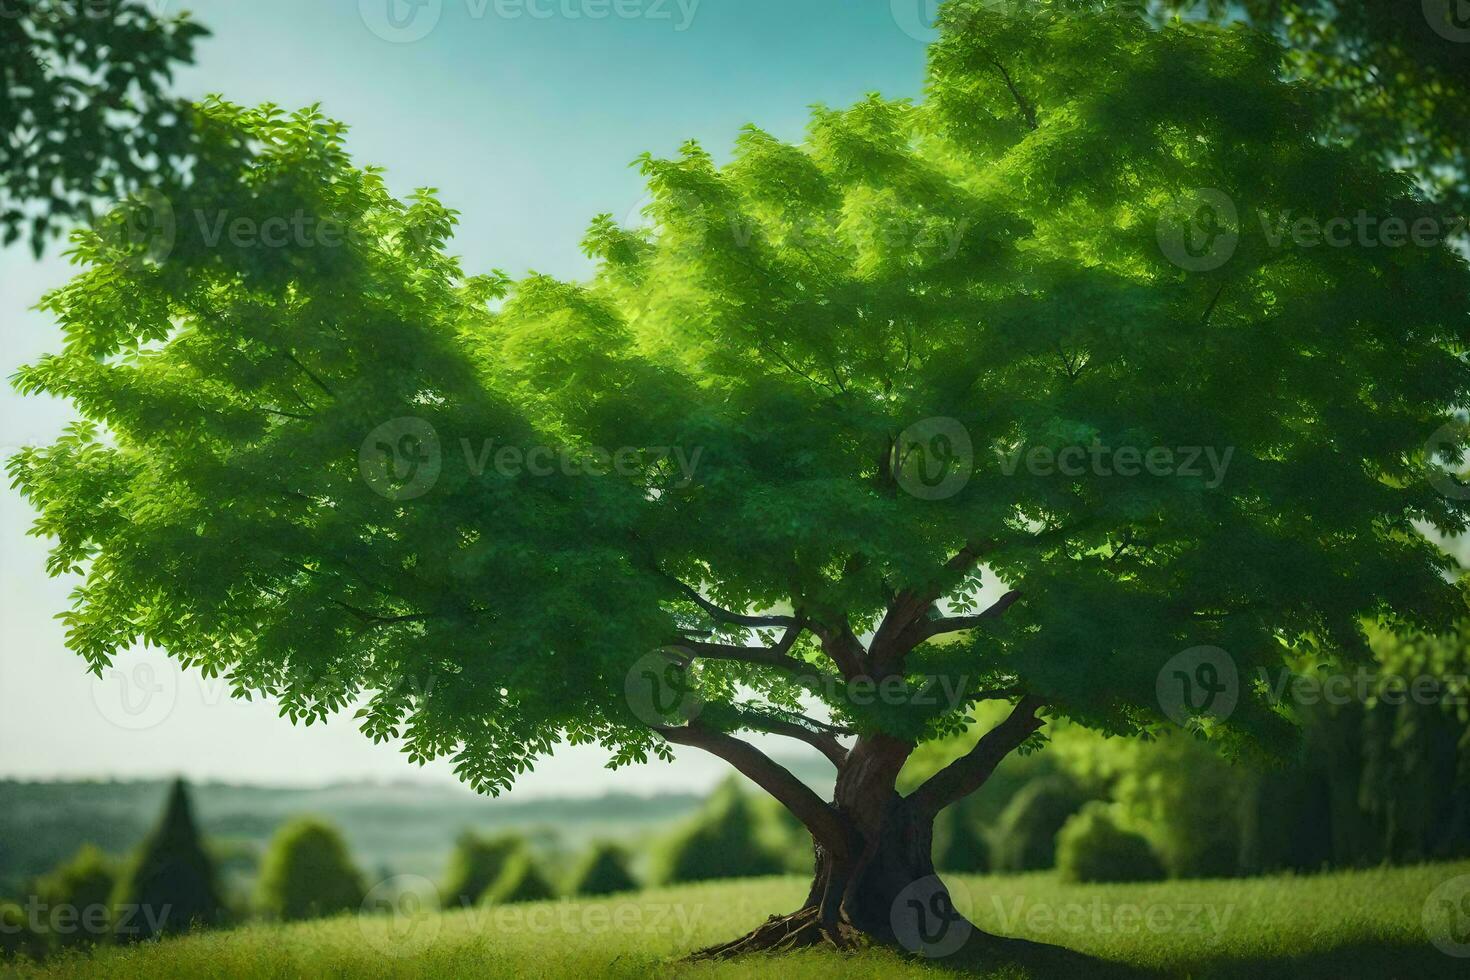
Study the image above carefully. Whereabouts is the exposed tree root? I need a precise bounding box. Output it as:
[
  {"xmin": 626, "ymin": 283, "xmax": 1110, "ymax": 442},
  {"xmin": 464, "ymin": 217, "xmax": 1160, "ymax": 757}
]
[{"xmin": 685, "ymin": 907, "xmax": 864, "ymax": 960}]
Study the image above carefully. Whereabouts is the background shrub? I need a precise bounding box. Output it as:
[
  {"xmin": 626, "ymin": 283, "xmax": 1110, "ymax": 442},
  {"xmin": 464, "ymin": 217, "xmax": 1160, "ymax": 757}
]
[
  {"xmin": 441, "ymin": 832, "xmax": 524, "ymax": 908},
  {"xmin": 1056, "ymin": 803, "xmax": 1166, "ymax": 883},
  {"xmin": 566, "ymin": 843, "xmax": 638, "ymax": 896},
  {"xmin": 651, "ymin": 778, "xmax": 788, "ymax": 884},
  {"xmin": 482, "ymin": 850, "xmax": 556, "ymax": 905},
  {"xmin": 255, "ymin": 819, "xmax": 366, "ymax": 921},
  {"xmin": 990, "ymin": 775, "xmax": 1090, "ymax": 873},
  {"xmin": 34, "ymin": 844, "xmax": 116, "ymax": 948}
]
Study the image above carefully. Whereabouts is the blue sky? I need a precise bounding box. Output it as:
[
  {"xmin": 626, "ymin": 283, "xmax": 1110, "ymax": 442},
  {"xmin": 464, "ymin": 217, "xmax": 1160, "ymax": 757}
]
[{"xmin": 0, "ymin": 0, "xmax": 935, "ymax": 793}]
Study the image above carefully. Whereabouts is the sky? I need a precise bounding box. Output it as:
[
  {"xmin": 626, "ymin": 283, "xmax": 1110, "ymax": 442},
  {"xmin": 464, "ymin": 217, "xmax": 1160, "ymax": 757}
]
[{"xmin": 0, "ymin": 0, "xmax": 939, "ymax": 794}]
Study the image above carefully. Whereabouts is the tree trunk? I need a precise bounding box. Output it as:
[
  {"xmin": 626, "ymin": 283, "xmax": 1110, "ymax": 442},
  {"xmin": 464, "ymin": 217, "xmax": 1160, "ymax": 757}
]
[{"xmin": 691, "ymin": 735, "xmax": 978, "ymax": 959}]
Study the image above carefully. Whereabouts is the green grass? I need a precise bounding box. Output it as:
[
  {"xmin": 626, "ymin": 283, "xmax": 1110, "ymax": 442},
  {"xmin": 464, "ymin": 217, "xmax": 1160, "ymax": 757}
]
[{"xmin": 7, "ymin": 862, "xmax": 1468, "ymax": 979}]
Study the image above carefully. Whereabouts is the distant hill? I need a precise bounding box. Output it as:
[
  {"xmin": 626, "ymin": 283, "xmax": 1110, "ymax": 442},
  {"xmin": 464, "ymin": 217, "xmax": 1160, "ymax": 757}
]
[{"xmin": 0, "ymin": 779, "xmax": 708, "ymax": 897}]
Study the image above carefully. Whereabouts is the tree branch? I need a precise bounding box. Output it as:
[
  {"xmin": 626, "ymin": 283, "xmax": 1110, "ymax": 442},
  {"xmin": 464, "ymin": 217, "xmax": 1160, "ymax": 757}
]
[
  {"xmin": 869, "ymin": 543, "xmax": 986, "ymax": 672},
  {"xmin": 908, "ymin": 695, "xmax": 1047, "ymax": 817},
  {"xmin": 905, "ymin": 589, "xmax": 1022, "ymax": 645},
  {"xmin": 735, "ymin": 711, "xmax": 850, "ymax": 768},
  {"xmin": 656, "ymin": 722, "xmax": 850, "ymax": 853},
  {"xmin": 664, "ymin": 575, "xmax": 799, "ymax": 629},
  {"xmin": 990, "ymin": 56, "xmax": 1039, "ymax": 131}
]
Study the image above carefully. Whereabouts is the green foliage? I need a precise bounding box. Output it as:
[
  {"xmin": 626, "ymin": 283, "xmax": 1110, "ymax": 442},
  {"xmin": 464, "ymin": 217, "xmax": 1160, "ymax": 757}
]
[
  {"xmin": 33, "ymin": 845, "xmax": 116, "ymax": 949},
  {"xmin": 565, "ymin": 843, "xmax": 639, "ymax": 897},
  {"xmin": 0, "ymin": 0, "xmax": 206, "ymax": 253},
  {"xmin": 934, "ymin": 799, "xmax": 991, "ymax": 873},
  {"xmin": 1053, "ymin": 729, "xmax": 1245, "ymax": 878},
  {"xmin": 11, "ymin": 6, "xmax": 1470, "ymax": 806},
  {"xmin": 254, "ymin": 819, "xmax": 366, "ymax": 922},
  {"xmin": 109, "ymin": 779, "xmax": 222, "ymax": 942},
  {"xmin": 0, "ymin": 901, "xmax": 45, "ymax": 961},
  {"xmin": 1056, "ymin": 802, "xmax": 1166, "ymax": 883},
  {"xmin": 481, "ymin": 851, "xmax": 556, "ymax": 905},
  {"xmin": 652, "ymin": 780, "xmax": 788, "ymax": 884},
  {"xmin": 440, "ymin": 832, "xmax": 525, "ymax": 908},
  {"xmin": 991, "ymin": 776, "xmax": 1091, "ymax": 873}
]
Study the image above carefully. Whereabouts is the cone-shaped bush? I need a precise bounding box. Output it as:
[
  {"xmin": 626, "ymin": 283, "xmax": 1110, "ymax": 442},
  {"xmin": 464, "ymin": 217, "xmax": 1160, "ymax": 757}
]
[
  {"xmin": 652, "ymin": 778, "xmax": 787, "ymax": 884},
  {"xmin": 36, "ymin": 844, "xmax": 117, "ymax": 948},
  {"xmin": 1056, "ymin": 803, "xmax": 1166, "ymax": 883},
  {"xmin": 566, "ymin": 843, "xmax": 638, "ymax": 896},
  {"xmin": 255, "ymin": 818, "xmax": 366, "ymax": 921},
  {"xmin": 481, "ymin": 850, "xmax": 556, "ymax": 905},
  {"xmin": 441, "ymin": 832, "xmax": 524, "ymax": 908},
  {"xmin": 110, "ymin": 778, "xmax": 223, "ymax": 942}
]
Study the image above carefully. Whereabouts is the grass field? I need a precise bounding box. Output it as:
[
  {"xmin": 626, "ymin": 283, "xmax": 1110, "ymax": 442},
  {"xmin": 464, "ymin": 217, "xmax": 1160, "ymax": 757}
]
[{"xmin": 7, "ymin": 862, "xmax": 1468, "ymax": 979}]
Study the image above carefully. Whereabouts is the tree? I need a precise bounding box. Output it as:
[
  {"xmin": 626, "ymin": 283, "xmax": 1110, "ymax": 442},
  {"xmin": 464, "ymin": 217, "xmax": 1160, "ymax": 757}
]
[
  {"xmin": 34, "ymin": 844, "xmax": 117, "ymax": 949},
  {"xmin": 651, "ymin": 779, "xmax": 789, "ymax": 885},
  {"xmin": 567, "ymin": 843, "xmax": 639, "ymax": 897},
  {"xmin": 0, "ymin": 0, "xmax": 205, "ymax": 254},
  {"xmin": 11, "ymin": 0, "xmax": 1470, "ymax": 958},
  {"xmin": 255, "ymin": 819, "xmax": 366, "ymax": 922},
  {"xmin": 440, "ymin": 832, "xmax": 524, "ymax": 908},
  {"xmin": 110, "ymin": 779, "xmax": 222, "ymax": 942},
  {"xmin": 481, "ymin": 851, "xmax": 556, "ymax": 905}
]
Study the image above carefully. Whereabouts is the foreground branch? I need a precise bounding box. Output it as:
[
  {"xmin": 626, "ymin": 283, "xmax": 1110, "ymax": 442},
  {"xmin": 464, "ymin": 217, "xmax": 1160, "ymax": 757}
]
[
  {"xmin": 657, "ymin": 722, "xmax": 850, "ymax": 852},
  {"xmin": 908, "ymin": 695, "xmax": 1047, "ymax": 817}
]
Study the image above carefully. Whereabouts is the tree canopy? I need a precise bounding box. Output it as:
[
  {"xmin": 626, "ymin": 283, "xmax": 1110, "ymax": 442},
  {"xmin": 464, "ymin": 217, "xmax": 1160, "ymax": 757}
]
[
  {"xmin": 11, "ymin": 2, "xmax": 1470, "ymax": 815},
  {"xmin": 1, "ymin": 0, "xmax": 205, "ymax": 253}
]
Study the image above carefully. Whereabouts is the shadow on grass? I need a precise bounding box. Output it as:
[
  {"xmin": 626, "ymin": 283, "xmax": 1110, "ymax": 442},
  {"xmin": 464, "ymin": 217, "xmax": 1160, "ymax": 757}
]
[{"xmin": 939, "ymin": 934, "xmax": 1461, "ymax": 980}]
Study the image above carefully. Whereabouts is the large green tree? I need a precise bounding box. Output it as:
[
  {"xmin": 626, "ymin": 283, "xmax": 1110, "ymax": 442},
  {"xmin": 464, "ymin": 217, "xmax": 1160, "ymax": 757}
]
[{"xmin": 11, "ymin": 1, "xmax": 1470, "ymax": 956}]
